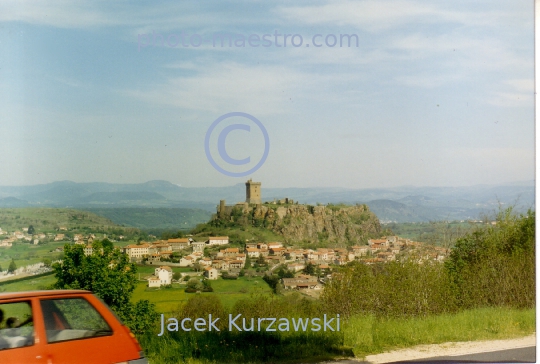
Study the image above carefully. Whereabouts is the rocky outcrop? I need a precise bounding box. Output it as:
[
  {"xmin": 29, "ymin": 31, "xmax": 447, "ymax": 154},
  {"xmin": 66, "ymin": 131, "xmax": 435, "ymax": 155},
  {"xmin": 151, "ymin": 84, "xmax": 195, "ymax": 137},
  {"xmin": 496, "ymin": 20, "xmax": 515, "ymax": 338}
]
[{"xmin": 218, "ymin": 203, "xmax": 381, "ymax": 245}]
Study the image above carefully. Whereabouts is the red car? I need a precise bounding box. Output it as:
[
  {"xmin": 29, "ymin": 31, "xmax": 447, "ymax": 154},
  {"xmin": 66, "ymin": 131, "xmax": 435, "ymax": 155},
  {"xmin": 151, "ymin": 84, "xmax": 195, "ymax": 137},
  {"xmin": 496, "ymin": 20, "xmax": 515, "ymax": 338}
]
[{"xmin": 0, "ymin": 290, "xmax": 148, "ymax": 364}]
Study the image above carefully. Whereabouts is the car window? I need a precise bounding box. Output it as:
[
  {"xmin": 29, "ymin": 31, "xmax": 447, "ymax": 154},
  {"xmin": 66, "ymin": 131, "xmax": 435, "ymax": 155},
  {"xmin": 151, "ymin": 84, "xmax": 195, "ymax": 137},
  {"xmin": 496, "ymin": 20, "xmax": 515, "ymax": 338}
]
[
  {"xmin": 0, "ymin": 301, "xmax": 34, "ymax": 350},
  {"xmin": 40, "ymin": 298, "xmax": 113, "ymax": 343}
]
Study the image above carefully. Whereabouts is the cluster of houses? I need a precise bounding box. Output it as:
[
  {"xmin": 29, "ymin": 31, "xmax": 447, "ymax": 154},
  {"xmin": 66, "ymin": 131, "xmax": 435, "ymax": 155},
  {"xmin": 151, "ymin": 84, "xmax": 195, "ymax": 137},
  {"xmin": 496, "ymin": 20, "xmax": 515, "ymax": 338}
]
[
  {"xmin": 0, "ymin": 227, "xmax": 50, "ymax": 247},
  {"xmin": 360, "ymin": 236, "xmax": 448, "ymax": 263},
  {"xmin": 134, "ymin": 235, "xmax": 451, "ymax": 288}
]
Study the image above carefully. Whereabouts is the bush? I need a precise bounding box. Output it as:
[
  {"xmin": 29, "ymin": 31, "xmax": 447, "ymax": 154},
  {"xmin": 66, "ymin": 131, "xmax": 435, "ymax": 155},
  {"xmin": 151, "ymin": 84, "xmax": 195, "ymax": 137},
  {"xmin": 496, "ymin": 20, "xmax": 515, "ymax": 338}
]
[
  {"xmin": 446, "ymin": 208, "xmax": 535, "ymax": 309},
  {"xmin": 322, "ymin": 261, "xmax": 455, "ymax": 318},
  {"xmin": 174, "ymin": 295, "xmax": 226, "ymax": 329},
  {"xmin": 222, "ymin": 272, "xmax": 238, "ymax": 280},
  {"xmin": 322, "ymin": 208, "xmax": 535, "ymax": 319}
]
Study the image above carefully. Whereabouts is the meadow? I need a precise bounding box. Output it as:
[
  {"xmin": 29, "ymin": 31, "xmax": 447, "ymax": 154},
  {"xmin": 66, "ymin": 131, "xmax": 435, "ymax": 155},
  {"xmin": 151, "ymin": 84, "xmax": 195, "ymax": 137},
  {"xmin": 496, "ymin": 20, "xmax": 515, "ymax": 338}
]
[
  {"xmin": 132, "ymin": 276, "xmax": 273, "ymax": 313},
  {"xmin": 0, "ymin": 273, "xmax": 56, "ymax": 292},
  {"xmin": 0, "ymin": 241, "xmax": 65, "ymax": 270}
]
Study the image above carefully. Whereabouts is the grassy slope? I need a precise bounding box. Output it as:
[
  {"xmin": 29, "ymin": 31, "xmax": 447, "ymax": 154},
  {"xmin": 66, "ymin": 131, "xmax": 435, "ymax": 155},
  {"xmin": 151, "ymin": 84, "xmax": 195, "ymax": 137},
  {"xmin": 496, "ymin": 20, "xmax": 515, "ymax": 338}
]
[
  {"xmin": 0, "ymin": 208, "xmax": 121, "ymax": 232},
  {"xmin": 82, "ymin": 207, "xmax": 212, "ymax": 231},
  {"xmin": 0, "ymin": 241, "xmax": 65, "ymax": 270},
  {"xmin": 344, "ymin": 307, "xmax": 536, "ymax": 358}
]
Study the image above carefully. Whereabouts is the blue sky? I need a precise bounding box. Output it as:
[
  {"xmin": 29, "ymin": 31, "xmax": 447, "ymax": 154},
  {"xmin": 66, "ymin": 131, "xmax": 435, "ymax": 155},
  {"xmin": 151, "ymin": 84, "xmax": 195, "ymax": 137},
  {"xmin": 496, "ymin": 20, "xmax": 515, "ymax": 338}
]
[{"xmin": 0, "ymin": 0, "xmax": 534, "ymax": 188}]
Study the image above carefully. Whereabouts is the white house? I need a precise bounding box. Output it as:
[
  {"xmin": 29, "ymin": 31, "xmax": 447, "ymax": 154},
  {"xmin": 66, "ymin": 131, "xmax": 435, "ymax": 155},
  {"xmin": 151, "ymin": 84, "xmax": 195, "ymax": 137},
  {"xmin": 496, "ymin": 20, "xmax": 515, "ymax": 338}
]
[
  {"xmin": 154, "ymin": 266, "xmax": 173, "ymax": 286},
  {"xmin": 206, "ymin": 236, "xmax": 229, "ymax": 246},
  {"xmin": 191, "ymin": 241, "xmax": 206, "ymax": 252},
  {"xmin": 148, "ymin": 277, "xmax": 161, "ymax": 288},
  {"xmin": 179, "ymin": 255, "xmax": 195, "ymax": 267},
  {"xmin": 204, "ymin": 267, "xmax": 218, "ymax": 280}
]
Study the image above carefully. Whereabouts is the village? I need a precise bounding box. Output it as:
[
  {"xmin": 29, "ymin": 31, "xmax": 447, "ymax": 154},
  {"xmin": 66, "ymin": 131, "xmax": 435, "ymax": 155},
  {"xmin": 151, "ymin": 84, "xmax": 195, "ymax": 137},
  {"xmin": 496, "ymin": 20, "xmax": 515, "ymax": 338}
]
[
  {"xmin": 0, "ymin": 180, "xmax": 452, "ymax": 292},
  {"xmin": 0, "ymin": 224, "xmax": 450, "ymax": 290},
  {"xmin": 117, "ymin": 233, "xmax": 450, "ymax": 289}
]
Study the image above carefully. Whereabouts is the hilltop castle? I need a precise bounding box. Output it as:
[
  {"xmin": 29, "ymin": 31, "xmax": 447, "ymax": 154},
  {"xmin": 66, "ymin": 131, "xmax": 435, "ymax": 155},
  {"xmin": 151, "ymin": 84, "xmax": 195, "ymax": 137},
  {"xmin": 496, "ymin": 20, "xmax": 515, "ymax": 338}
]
[
  {"xmin": 217, "ymin": 179, "xmax": 262, "ymax": 216},
  {"xmin": 245, "ymin": 179, "xmax": 261, "ymax": 204},
  {"xmin": 216, "ymin": 180, "xmax": 295, "ymax": 217}
]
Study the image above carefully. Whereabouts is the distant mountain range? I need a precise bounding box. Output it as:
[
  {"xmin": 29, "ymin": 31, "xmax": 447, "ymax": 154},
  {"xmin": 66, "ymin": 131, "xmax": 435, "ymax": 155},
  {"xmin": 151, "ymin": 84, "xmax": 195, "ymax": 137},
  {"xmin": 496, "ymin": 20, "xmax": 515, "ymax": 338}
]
[{"xmin": 0, "ymin": 180, "xmax": 534, "ymax": 223}]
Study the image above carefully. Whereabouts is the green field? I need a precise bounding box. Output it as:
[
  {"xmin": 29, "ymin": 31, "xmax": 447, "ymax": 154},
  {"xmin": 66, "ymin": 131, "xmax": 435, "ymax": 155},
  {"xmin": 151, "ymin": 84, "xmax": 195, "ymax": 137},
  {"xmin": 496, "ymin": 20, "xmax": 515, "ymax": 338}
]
[
  {"xmin": 0, "ymin": 263, "xmax": 273, "ymax": 314},
  {"xmin": 132, "ymin": 276, "xmax": 272, "ymax": 313},
  {"xmin": 0, "ymin": 241, "xmax": 67, "ymax": 270},
  {"xmin": 135, "ymin": 265, "xmax": 193, "ymax": 275},
  {"xmin": 0, "ymin": 274, "xmax": 56, "ymax": 292}
]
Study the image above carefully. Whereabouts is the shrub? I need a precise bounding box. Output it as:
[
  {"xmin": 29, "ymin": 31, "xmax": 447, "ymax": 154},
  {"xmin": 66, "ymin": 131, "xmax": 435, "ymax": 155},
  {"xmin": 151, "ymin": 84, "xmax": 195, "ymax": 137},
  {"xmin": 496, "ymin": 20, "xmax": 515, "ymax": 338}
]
[
  {"xmin": 322, "ymin": 261, "xmax": 456, "ymax": 318},
  {"xmin": 446, "ymin": 208, "xmax": 535, "ymax": 309}
]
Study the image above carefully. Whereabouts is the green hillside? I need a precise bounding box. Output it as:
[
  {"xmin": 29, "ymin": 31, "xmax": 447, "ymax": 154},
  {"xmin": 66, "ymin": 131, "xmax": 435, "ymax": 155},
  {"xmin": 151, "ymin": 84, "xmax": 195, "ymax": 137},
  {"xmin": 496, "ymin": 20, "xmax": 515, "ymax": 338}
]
[
  {"xmin": 0, "ymin": 208, "xmax": 126, "ymax": 233},
  {"xmin": 82, "ymin": 207, "xmax": 212, "ymax": 231}
]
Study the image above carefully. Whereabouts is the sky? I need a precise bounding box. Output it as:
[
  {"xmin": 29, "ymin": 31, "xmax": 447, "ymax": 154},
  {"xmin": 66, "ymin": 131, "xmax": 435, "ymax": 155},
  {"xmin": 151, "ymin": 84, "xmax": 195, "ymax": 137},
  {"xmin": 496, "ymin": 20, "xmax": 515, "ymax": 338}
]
[{"xmin": 0, "ymin": 0, "xmax": 534, "ymax": 189}]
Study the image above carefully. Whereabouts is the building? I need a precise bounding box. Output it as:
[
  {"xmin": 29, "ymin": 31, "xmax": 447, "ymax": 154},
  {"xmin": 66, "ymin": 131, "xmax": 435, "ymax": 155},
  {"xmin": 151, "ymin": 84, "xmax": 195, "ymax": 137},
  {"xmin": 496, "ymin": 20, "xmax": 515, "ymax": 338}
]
[
  {"xmin": 191, "ymin": 241, "xmax": 206, "ymax": 252},
  {"xmin": 148, "ymin": 277, "xmax": 161, "ymax": 288},
  {"xmin": 351, "ymin": 245, "xmax": 369, "ymax": 257},
  {"xmin": 204, "ymin": 267, "xmax": 218, "ymax": 280},
  {"xmin": 168, "ymin": 238, "xmax": 191, "ymax": 251},
  {"xmin": 54, "ymin": 234, "xmax": 65, "ymax": 241},
  {"xmin": 84, "ymin": 245, "xmax": 93, "ymax": 256},
  {"xmin": 206, "ymin": 236, "xmax": 229, "ymax": 246},
  {"xmin": 245, "ymin": 179, "xmax": 261, "ymax": 204},
  {"xmin": 287, "ymin": 263, "xmax": 305, "ymax": 272},
  {"xmin": 122, "ymin": 243, "xmax": 152, "ymax": 262},
  {"xmin": 229, "ymin": 260, "xmax": 244, "ymax": 269},
  {"xmin": 246, "ymin": 247, "xmax": 260, "ymax": 258},
  {"xmin": 222, "ymin": 248, "xmax": 239, "ymax": 257},
  {"xmin": 155, "ymin": 266, "xmax": 173, "ymax": 285},
  {"xmin": 282, "ymin": 275, "xmax": 319, "ymax": 290}
]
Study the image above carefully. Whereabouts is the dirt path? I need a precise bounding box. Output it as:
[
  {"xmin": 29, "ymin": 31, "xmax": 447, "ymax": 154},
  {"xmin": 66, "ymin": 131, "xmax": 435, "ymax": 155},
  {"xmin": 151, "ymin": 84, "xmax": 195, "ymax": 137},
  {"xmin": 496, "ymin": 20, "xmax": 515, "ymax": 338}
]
[{"xmin": 362, "ymin": 334, "xmax": 536, "ymax": 363}]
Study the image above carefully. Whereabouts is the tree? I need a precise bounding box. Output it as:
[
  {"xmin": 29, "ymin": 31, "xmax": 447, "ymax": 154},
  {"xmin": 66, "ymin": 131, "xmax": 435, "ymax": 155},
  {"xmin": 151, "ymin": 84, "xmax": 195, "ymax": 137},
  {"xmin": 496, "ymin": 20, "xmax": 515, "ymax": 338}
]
[
  {"xmin": 245, "ymin": 254, "xmax": 252, "ymax": 268},
  {"xmin": 101, "ymin": 238, "xmax": 114, "ymax": 250},
  {"xmin": 42, "ymin": 258, "xmax": 52, "ymax": 267},
  {"xmin": 52, "ymin": 242, "xmax": 158, "ymax": 334},
  {"xmin": 303, "ymin": 262, "xmax": 315, "ymax": 275},
  {"xmin": 7, "ymin": 259, "xmax": 16, "ymax": 274},
  {"xmin": 201, "ymin": 279, "xmax": 213, "ymax": 292},
  {"xmin": 172, "ymin": 272, "xmax": 181, "ymax": 281},
  {"xmin": 263, "ymin": 274, "xmax": 280, "ymax": 293},
  {"xmin": 256, "ymin": 255, "xmax": 266, "ymax": 266},
  {"xmin": 27, "ymin": 225, "xmax": 35, "ymax": 235},
  {"xmin": 186, "ymin": 278, "xmax": 203, "ymax": 291}
]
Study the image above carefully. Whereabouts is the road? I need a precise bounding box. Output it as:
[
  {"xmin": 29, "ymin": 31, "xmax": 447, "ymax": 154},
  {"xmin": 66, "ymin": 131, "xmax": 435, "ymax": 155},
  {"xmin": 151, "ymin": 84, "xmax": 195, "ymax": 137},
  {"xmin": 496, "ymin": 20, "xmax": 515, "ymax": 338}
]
[
  {"xmin": 327, "ymin": 346, "xmax": 536, "ymax": 364},
  {"xmin": 386, "ymin": 345, "xmax": 536, "ymax": 363}
]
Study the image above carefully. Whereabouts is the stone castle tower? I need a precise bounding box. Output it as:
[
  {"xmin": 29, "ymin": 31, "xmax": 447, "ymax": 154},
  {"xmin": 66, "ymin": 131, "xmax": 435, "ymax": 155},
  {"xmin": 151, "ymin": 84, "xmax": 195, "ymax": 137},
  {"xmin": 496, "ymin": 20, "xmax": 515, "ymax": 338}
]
[{"xmin": 245, "ymin": 179, "xmax": 261, "ymax": 205}]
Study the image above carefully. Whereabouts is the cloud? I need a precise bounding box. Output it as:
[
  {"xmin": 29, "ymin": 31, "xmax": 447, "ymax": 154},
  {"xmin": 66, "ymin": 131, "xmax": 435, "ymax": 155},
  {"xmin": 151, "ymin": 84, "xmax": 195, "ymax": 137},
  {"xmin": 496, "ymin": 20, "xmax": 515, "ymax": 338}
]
[
  {"xmin": 505, "ymin": 79, "xmax": 534, "ymax": 93},
  {"xmin": 276, "ymin": 0, "xmax": 530, "ymax": 32},
  {"xmin": 0, "ymin": 1, "xmax": 225, "ymax": 30},
  {"xmin": 487, "ymin": 92, "xmax": 533, "ymax": 108},
  {"xmin": 123, "ymin": 62, "xmax": 306, "ymax": 116},
  {"xmin": 485, "ymin": 78, "xmax": 534, "ymax": 107}
]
